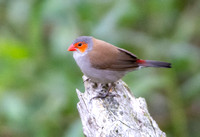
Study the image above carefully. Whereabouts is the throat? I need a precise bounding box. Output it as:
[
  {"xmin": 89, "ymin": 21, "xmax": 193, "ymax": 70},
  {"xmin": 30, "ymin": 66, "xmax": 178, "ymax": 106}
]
[{"xmin": 73, "ymin": 52, "xmax": 91, "ymax": 73}]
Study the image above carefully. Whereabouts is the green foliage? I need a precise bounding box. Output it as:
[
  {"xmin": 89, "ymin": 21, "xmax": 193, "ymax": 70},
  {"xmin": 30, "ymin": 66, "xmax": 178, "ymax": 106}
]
[{"xmin": 0, "ymin": 0, "xmax": 200, "ymax": 137}]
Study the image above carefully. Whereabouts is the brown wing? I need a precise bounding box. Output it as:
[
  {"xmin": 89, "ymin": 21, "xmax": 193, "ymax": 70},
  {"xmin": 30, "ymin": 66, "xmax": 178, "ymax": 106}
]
[{"xmin": 88, "ymin": 38, "xmax": 139, "ymax": 71}]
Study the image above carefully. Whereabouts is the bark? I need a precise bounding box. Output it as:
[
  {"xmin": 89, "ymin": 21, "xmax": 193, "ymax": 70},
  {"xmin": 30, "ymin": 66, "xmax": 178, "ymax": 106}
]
[{"xmin": 76, "ymin": 75, "xmax": 166, "ymax": 137}]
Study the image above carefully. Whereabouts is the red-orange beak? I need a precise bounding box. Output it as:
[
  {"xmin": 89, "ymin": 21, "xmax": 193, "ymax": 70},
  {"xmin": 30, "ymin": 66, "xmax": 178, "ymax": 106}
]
[{"xmin": 68, "ymin": 44, "xmax": 77, "ymax": 51}]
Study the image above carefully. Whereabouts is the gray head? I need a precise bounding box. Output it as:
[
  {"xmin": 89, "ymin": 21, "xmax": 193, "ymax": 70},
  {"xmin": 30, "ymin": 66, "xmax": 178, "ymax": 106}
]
[
  {"xmin": 68, "ymin": 36, "xmax": 93, "ymax": 54},
  {"xmin": 67, "ymin": 36, "xmax": 93, "ymax": 54},
  {"xmin": 73, "ymin": 36, "xmax": 93, "ymax": 45}
]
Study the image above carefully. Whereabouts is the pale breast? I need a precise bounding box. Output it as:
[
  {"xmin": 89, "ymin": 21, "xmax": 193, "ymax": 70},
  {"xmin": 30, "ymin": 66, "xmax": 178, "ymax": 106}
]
[{"xmin": 73, "ymin": 51, "xmax": 126, "ymax": 83}]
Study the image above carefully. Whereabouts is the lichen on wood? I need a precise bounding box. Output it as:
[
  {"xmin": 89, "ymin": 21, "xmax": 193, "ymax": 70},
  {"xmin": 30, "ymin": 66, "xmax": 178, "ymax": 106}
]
[{"xmin": 76, "ymin": 75, "xmax": 166, "ymax": 137}]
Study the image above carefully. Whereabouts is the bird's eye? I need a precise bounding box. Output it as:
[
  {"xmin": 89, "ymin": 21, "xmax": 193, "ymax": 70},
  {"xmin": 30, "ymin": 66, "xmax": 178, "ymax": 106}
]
[{"xmin": 78, "ymin": 43, "xmax": 82, "ymax": 47}]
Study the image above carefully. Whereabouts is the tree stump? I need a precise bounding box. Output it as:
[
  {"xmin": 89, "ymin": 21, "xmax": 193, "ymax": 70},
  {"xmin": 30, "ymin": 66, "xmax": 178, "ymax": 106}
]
[{"xmin": 76, "ymin": 75, "xmax": 166, "ymax": 137}]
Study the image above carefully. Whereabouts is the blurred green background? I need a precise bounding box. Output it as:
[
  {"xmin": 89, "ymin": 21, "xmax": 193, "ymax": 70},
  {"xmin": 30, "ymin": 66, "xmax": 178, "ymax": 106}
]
[{"xmin": 0, "ymin": 0, "xmax": 200, "ymax": 137}]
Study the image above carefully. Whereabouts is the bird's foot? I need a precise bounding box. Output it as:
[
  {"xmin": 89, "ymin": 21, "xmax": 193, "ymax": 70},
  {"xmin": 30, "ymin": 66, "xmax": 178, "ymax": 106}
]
[
  {"xmin": 90, "ymin": 83, "xmax": 119, "ymax": 101},
  {"xmin": 83, "ymin": 77, "xmax": 90, "ymax": 83}
]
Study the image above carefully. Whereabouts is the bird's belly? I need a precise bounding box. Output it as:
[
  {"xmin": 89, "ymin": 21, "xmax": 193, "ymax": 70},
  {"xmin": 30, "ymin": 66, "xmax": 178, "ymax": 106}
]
[
  {"xmin": 74, "ymin": 53, "xmax": 125, "ymax": 83},
  {"xmin": 83, "ymin": 68, "xmax": 125, "ymax": 83}
]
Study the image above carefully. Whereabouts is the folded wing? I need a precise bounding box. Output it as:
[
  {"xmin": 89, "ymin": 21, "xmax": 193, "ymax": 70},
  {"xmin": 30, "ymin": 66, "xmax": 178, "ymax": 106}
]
[{"xmin": 88, "ymin": 38, "xmax": 139, "ymax": 71}]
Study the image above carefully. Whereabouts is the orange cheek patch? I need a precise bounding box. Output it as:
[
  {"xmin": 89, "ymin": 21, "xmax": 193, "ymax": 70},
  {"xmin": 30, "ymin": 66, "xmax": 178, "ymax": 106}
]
[
  {"xmin": 75, "ymin": 43, "xmax": 88, "ymax": 53},
  {"xmin": 79, "ymin": 45, "xmax": 87, "ymax": 53}
]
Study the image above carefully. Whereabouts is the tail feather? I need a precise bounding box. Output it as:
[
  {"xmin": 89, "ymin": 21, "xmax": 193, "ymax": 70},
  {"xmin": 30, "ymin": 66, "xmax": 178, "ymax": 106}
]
[{"xmin": 137, "ymin": 59, "xmax": 171, "ymax": 68}]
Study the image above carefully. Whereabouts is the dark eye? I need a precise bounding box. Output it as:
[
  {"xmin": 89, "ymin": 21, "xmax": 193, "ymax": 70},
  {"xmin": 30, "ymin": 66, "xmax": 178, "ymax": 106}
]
[{"xmin": 78, "ymin": 43, "xmax": 82, "ymax": 47}]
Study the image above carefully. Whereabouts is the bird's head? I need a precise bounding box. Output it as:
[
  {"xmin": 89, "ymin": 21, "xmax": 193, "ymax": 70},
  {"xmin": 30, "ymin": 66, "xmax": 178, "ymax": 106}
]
[{"xmin": 68, "ymin": 36, "xmax": 93, "ymax": 54}]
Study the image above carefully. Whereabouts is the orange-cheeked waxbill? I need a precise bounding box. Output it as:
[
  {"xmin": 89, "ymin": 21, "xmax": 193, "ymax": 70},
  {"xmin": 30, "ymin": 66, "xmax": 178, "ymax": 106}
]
[{"xmin": 68, "ymin": 36, "xmax": 171, "ymax": 84}]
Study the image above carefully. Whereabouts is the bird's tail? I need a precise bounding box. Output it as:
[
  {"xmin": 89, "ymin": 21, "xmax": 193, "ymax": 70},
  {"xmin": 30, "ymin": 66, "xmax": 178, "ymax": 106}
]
[{"xmin": 137, "ymin": 59, "xmax": 171, "ymax": 68}]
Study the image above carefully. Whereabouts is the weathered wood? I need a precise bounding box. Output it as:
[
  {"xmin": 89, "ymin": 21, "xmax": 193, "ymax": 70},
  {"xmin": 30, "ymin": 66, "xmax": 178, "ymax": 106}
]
[{"xmin": 77, "ymin": 75, "xmax": 166, "ymax": 137}]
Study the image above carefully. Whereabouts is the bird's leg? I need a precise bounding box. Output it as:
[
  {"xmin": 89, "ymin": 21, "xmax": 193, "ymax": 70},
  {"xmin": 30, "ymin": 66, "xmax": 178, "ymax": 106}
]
[
  {"xmin": 83, "ymin": 77, "xmax": 90, "ymax": 83},
  {"xmin": 108, "ymin": 83, "xmax": 115, "ymax": 93},
  {"xmin": 107, "ymin": 83, "xmax": 119, "ymax": 97},
  {"xmin": 91, "ymin": 83, "xmax": 118, "ymax": 100},
  {"xmin": 91, "ymin": 84, "xmax": 109, "ymax": 99}
]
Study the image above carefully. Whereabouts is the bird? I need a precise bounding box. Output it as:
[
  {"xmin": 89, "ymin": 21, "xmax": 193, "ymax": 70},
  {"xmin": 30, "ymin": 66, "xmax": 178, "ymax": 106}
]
[{"xmin": 68, "ymin": 36, "xmax": 171, "ymax": 84}]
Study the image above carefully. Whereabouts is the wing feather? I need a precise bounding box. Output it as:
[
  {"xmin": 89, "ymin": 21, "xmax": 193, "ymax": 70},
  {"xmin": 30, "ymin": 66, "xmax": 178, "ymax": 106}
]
[{"xmin": 88, "ymin": 38, "xmax": 139, "ymax": 71}]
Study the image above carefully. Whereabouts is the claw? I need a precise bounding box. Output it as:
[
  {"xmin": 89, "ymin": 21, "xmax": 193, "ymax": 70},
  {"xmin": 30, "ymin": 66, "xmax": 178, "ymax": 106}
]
[
  {"xmin": 89, "ymin": 82, "xmax": 119, "ymax": 102},
  {"xmin": 83, "ymin": 78, "xmax": 90, "ymax": 83}
]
